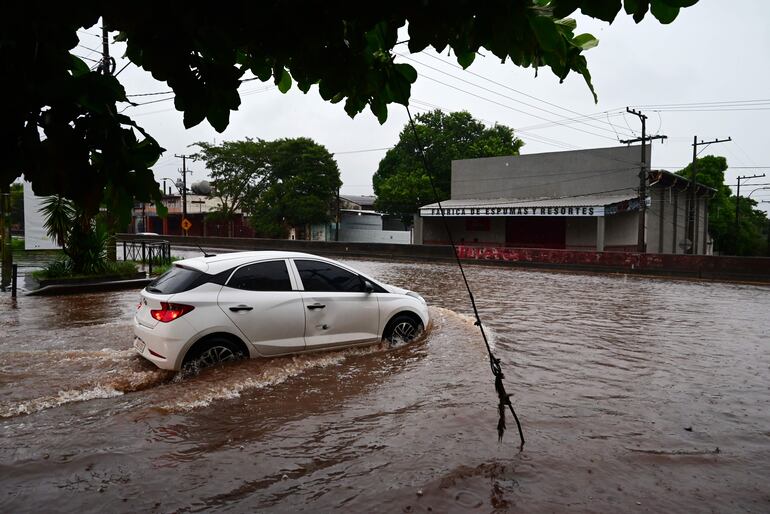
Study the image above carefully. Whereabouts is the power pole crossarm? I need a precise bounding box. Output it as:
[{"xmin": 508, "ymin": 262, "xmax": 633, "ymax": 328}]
[
  {"xmin": 687, "ymin": 136, "xmax": 731, "ymax": 254},
  {"xmin": 175, "ymin": 154, "xmax": 194, "ymax": 236},
  {"xmin": 735, "ymin": 172, "xmax": 766, "ymax": 239},
  {"xmin": 622, "ymin": 107, "xmax": 668, "ymax": 253}
]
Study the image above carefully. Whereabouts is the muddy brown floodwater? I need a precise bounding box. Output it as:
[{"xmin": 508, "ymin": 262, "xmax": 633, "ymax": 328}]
[{"xmin": 1, "ymin": 257, "xmax": 769, "ymax": 513}]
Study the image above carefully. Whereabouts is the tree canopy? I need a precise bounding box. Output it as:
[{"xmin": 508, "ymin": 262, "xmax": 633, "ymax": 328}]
[
  {"xmin": 2, "ymin": 1, "xmax": 698, "ymax": 223},
  {"xmin": 248, "ymin": 138, "xmax": 341, "ymax": 238},
  {"xmin": 676, "ymin": 156, "xmax": 769, "ymax": 256},
  {"xmin": 193, "ymin": 139, "xmax": 272, "ymax": 236},
  {"xmin": 373, "ymin": 110, "xmax": 524, "ymax": 221}
]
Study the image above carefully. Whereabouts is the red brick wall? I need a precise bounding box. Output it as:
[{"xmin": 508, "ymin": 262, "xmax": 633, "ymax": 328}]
[{"xmin": 455, "ymin": 245, "xmax": 770, "ymax": 278}]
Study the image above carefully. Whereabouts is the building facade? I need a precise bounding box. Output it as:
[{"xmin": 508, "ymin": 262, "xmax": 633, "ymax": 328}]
[{"xmin": 414, "ymin": 146, "xmax": 713, "ymax": 254}]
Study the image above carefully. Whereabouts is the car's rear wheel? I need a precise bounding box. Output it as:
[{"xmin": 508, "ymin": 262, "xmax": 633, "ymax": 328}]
[
  {"xmin": 183, "ymin": 338, "xmax": 245, "ymax": 371},
  {"xmin": 385, "ymin": 314, "xmax": 423, "ymax": 345}
]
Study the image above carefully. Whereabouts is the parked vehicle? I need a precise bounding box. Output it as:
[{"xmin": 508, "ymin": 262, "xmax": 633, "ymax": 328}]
[{"xmin": 133, "ymin": 251, "xmax": 430, "ymax": 370}]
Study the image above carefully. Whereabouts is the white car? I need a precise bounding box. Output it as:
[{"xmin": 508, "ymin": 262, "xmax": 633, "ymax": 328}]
[{"xmin": 133, "ymin": 251, "xmax": 430, "ymax": 371}]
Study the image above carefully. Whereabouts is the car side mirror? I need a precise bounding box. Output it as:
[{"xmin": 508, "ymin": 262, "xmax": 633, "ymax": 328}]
[{"xmin": 363, "ymin": 280, "xmax": 374, "ymax": 293}]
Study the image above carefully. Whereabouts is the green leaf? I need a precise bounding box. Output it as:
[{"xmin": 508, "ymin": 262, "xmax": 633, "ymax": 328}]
[
  {"xmin": 571, "ymin": 33, "xmax": 599, "ymax": 50},
  {"xmin": 650, "ymin": 0, "xmax": 681, "ymax": 23},
  {"xmin": 69, "ymin": 55, "xmax": 91, "ymax": 77},
  {"xmin": 456, "ymin": 51, "xmax": 476, "ymax": 69},
  {"xmin": 275, "ymin": 68, "xmax": 292, "ymax": 93},
  {"xmin": 555, "ymin": 17, "xmax": 577, "ymax": 31},
  {"xmin": 394, "ymin": 63, "xmax": 417, "ymax": 83},
  {"xmin": 579, "ymin": 1, "xmax": 624, "ymax": 22},
  {"xmin": 624, "ymin": 0, "xmax": 649, "ymax": 22},
  {"xmin": 529, "ymin": 16, "xmax": 563, "ymax": 53},
  {"xmin": 207, "ymin": 108, "xmax": 230, "ymax": 133}
]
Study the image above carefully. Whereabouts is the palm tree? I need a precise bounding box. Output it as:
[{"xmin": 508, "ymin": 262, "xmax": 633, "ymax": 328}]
[{"xmin": 41, "ymin": 195, "xmax": 75, "ymax": 248}]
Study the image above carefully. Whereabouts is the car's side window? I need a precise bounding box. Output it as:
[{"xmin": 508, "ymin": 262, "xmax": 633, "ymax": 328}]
[
  {"xmin": 295, "ymin": 260, "xmax": 365, "ymax": 292},
  {"xmin": 227, "ymin": 260, "xmax": 293, "ymax": 291}
]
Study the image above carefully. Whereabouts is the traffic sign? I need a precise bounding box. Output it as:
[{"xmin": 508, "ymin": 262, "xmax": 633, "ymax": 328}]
[{"xmin": 181, "ymin": 218, "xmax": 192, "ymax": 231}]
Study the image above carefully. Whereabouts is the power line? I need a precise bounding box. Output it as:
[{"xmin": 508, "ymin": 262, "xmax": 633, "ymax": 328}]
[
  {"xmin": 72, "ymin": 53, "xmax": 100, "ymax": 63},
  {"xmin": 77, "ymin": 30, "xmax": 101, "ymax": 40},
  {"xmin": 76, "ymin": 43, "xmax": 101, "ymax": 56},
  {"xmin": 649, "ymin": 107, "xmax": 770, "ymax": 112},
  {"xmin": 416, "ymin": 72, "xmax": 623, "ymax": 142},
  {"xmin": 409, "ymin": 98, "xmax": 579, "ymax": 150},
  {"xmin": 333, "ymin": 146, "xmax": 393, "ymax": 155},
  {"xmin": 419, "ymin": 52, "xmax": 634, "ymax": 137},
  {"xmin": 398, "ymin": 53, "xmax": 632, "ymax": 139},
  {"xmin": 633, "ymin": 98, "xmax": 770, "ymax": 108},
  {"xmin": 127, "ymin": 90, "xmax": 174, "ymax": 97}
]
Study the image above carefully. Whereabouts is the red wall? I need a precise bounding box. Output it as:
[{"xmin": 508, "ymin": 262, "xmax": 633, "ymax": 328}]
[{"xmin": 456, "ymin": 245, "xmax": 770, "ymax": 279}]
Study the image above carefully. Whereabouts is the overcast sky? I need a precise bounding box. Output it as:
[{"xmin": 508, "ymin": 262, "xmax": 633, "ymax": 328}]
[{"xmin": 76, "ymin": 0, "xmax": 770, "ymax": 214}]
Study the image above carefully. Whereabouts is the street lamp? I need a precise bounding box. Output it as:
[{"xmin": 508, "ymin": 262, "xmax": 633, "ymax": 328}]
[{"xmin": 747, "ymin": 186, "xmax": 770, "ymax": 199}]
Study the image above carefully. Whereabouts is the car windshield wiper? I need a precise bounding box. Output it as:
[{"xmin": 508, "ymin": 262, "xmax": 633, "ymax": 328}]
[{"xmin": 145, "ymin": 286, "xmax": 163, "ymax": 293}]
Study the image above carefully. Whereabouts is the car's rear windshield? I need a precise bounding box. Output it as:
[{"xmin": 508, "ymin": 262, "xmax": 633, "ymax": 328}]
[{"xmin": 146, "ymin": 266, "xmax": 204, "ymax": 294}]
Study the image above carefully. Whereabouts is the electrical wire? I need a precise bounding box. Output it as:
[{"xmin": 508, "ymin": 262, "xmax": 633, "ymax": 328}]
[
  {"xmin": 416, "ymin": 72, "xmax": 622, "ymax": 142},
  {"xmin": 398, "ymin": 53, "xmax": 631, "ymax": 139},
  {"xmin": 419, "ymin": 52, "xmax": 635, "ymax": 138},
  {"xmin": 72, "ymin": 53, "xmax": 100, "ymax": 63}
]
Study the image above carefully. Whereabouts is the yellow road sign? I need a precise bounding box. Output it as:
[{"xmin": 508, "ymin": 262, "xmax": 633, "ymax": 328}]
[{"xmin": 181, "ymin": 218, "xmax": 192, "ymax": 231}]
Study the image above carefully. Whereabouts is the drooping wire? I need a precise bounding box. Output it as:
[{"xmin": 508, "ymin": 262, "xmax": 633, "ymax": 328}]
[{"xmin": 405, "ymin": 105, "xmax": 525, "ymax": 451}]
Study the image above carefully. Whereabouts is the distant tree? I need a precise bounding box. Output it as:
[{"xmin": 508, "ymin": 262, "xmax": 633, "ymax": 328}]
[
  {"xmin": 676, "ymin": 155, "xmax": 768, "ymax": 255},
  {"xmin": 193, "ymin": 139, "xmax": 272, "ymax": 237},
  {"xmin": 373, "ymin": 110, "xmax": 523, "ymax": 224},
  {"xmin": 249, "ymin": 138, "xmax": 341, "ymax": 238}
]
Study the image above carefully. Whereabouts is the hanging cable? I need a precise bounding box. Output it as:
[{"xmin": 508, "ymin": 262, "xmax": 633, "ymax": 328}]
[{"xmin": 405, "ymin": 105, "xmax": 524, "ymax": 451}]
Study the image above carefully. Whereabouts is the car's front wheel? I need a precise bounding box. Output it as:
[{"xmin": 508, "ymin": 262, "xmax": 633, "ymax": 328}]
[
  {"xmin": 183, "ymin": 338, "xmax": 245, "ymax": 371},
  {"xmin": 384, "ymin": 314, "xmax": 423, "ymax": 345}
]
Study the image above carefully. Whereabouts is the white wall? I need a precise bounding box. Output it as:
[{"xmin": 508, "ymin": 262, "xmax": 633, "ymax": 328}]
[{"xmin": 23, "ymin": 181, "xmax": 61, "ymax": 250}]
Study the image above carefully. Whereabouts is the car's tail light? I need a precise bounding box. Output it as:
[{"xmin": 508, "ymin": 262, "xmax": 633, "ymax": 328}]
[{"xmin": 150, "ymin": 302, "xmax": 195, "ymax": 323}]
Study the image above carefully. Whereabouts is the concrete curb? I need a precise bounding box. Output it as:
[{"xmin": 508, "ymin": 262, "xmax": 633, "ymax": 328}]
[{"xmin": 26, "ymin": 278, "xmax": 153, "ymax": 296}]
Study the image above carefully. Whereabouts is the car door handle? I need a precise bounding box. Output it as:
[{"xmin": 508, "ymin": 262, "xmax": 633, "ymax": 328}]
[
  {"xmin": 307, "ymin": 303, "xmax": 326, "ymax": 310},
  {"xmin": 229, "ymin": 305, "xmax": 253, "ymax": 312}
]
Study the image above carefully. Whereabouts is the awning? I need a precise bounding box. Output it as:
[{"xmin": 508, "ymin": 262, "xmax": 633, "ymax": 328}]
[{"xmin": 419, "ymin": 193, "xmax": 646, "ymax": 217}]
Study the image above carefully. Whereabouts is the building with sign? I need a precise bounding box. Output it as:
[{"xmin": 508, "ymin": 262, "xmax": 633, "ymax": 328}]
[{"xmin": 414, "ymin": 146, "xmax": 714, "ymax": 254}]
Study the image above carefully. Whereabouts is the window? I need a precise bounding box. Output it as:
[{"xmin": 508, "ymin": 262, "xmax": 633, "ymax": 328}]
[
  {"xmin": 227, "ymin": 261, "xmax": 292, "ymax": 291},
  {"xmin": 295, "ymin": 260, "xmax": 365, "ymax": 292},
  {"xmin": 147, "ymin": 266, "xmax": 204, "ymax": 294}
]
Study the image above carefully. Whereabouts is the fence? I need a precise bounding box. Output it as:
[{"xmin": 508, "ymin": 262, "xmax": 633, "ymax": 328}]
[{"xmin": 121, "ymin": 239, "xmax": 172, "ymax": 274}]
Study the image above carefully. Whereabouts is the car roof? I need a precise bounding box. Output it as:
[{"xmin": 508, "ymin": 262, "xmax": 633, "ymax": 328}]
[{"xmin": 174, "ymin": 250, "xmax": 334, "ymax": 274}]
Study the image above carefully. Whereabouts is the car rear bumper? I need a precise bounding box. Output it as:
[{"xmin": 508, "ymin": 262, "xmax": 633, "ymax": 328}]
[{"xmin": 133, "ymin": 317, "xmax": 191, "ymax": 370}]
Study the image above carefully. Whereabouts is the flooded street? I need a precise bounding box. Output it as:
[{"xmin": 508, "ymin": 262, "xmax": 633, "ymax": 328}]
[{"xmin": 1, "ymin": 257, "xmax": 769, "ymax": 512}]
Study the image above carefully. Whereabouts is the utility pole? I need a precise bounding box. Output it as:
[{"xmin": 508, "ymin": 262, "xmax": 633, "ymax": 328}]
[
  {"xmin": 762, "ymin": 200, "xmax": 770, "ymax": 257},
  {"xmin": 735, "ymin": 173, "xmax": 766, "ymax": 239},
  {"xmin": 100, "ymin": 22, "xmax": 118, "ymax": 260},
  {"xmin": 0, "ymin": 184, "xmax": 10, "ymax": 291},
  {"xmin": 99, "ymin": 22, "xmax": 115, "ymax": 76},
  {"xmin": 687, "ymin": 136, "xmax": 731, "ymax": 254},
  {"xmin": 335, "ymin": 187, "xmax": 340, "ymax": 242},
  {"xmin": 619, "ymin": 108, "xmax": 667, "ymax": 253},
  {"xmin": 175, "ymin": 154, "xmax": 193, "ymax": 236}
]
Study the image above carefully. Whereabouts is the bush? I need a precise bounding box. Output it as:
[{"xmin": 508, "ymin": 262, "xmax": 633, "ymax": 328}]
[{"xmin": 34, "ymin": 258, "xmax": 139, "ymax": 281}]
